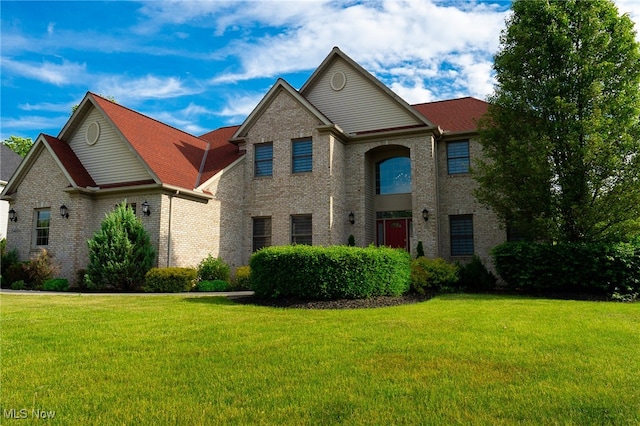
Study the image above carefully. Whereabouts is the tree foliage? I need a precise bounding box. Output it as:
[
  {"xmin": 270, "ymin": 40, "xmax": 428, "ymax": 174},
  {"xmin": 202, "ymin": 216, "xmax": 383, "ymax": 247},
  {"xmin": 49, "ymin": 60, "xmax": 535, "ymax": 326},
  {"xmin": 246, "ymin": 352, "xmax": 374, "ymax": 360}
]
[
  {"xmin": 86, "ymin": 202, "xmax": 156, "ymax": 291},
  {"xmin": 3, "ymin": 136, "xmax": 33, "ymax": 157},
  {"xmin": 475, "ymin": 0, "xmax": 640, "ymax": 242}
]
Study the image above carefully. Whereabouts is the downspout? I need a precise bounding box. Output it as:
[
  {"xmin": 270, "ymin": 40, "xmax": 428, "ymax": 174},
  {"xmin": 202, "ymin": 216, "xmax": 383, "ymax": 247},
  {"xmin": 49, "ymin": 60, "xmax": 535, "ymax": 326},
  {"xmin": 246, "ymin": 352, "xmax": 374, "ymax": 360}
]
[
  {"xmin": 166, "ymin": 190, "xmax": 179, "ymax": 267},
  {"xmin": 433, "ymin": 131, "xmax": 443, "ymax": 257}
]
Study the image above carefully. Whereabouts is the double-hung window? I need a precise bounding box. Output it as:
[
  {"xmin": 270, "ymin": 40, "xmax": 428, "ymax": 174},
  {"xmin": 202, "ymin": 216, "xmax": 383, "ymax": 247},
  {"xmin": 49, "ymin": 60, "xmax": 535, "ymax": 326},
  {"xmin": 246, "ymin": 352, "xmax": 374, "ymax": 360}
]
[
  {"xmin": 254, "ymin": 143, "xmax": 273, "ymax": 177},
  {"xmin": 292, "ymin": 138, "xmax": 312, "ymax": 173},
  {"xmin": 447, "ymin": 141, "xmax": 470, "ymax": 174},
  {"xmin": 291, "ymin": 215, "xmax": 312, "ymax": 245},
  {"xmin": 252, "ymin": 217, "xmax": 272, "ymax": 252},
  {"xmin": 34, "ymin": 209, "xmax": 51, "ymax": 247},
  {"xmin": 450, "ymin": 215, "xmax": 474, "ymax": 256}
]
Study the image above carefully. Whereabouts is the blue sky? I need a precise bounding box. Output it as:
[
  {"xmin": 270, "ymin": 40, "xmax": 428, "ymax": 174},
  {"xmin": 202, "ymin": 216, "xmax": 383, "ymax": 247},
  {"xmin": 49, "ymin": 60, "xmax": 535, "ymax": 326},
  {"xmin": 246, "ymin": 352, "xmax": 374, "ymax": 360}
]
[{"xmin": 2, "ymin": 0, "xmax": 639, "ymax": 142}]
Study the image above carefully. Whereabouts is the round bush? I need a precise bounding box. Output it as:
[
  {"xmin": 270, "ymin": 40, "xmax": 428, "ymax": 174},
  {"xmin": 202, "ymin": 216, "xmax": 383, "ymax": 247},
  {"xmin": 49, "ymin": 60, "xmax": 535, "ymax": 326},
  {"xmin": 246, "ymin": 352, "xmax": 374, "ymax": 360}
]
[
  {"xmin": 144, "ymin": 267, "xmax": 197, "ymax": 293},
  {"xmin": 410, "ymin": 257, "xmax": 459, "ymax": 295},
  {"xmin": 196, "ymin": 279, "xmax": 229, "ymax": 292},
  {"xmin": 198, "ymin": 255, "xmax": 230, "ymax": 282},
  {"xmin": 233, "ymin": 266, "xmax": 251, "ymax": 290}
]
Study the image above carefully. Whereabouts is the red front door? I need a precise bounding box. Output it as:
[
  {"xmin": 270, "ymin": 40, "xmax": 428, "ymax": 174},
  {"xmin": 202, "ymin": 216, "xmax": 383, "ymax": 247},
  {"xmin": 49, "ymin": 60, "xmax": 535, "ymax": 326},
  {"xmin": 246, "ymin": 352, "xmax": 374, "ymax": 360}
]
[{"xmin": 379, "ymin": 218, "xmax": 410, "ymax": 250}]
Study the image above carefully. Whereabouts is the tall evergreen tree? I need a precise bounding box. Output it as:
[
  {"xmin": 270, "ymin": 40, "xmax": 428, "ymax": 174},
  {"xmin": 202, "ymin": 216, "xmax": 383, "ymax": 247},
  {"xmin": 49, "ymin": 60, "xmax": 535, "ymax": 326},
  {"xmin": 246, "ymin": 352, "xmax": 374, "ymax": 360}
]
[
  {"xmin": 475, "ymin": 0, "xmax": 640, "ymax": 242},
  {"xmin": 86, "ymin": 202, "xmax": 156, "ymax": 291}
]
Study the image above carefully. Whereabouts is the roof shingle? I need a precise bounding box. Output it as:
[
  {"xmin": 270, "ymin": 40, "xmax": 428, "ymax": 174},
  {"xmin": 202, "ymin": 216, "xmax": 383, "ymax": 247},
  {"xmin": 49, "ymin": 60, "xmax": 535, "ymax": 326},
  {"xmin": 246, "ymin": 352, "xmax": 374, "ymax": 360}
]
[{"xmin": 412, "ymin": 97, "xmax": 488, "ymax": 133}]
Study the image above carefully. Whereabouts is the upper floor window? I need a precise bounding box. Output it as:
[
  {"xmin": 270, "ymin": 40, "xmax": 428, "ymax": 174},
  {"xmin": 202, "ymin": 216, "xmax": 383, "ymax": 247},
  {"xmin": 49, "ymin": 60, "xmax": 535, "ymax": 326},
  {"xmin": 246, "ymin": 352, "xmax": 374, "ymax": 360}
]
[
  {"xmin": 376, "ymin": 157, "xmax": 411, "ymax": 195},
  {"xmin": 292, "ymin": 138, "xmax": 312, "ymax": 173},
  {"xmin": 252, "ymin": 217, "xmax": 272, "ymax": 252},
  {"xmin": 291, "ymin": 215, "xmax": 312, "ymax": 245},
  {"xmin": 34, "ymin": 209, "xmax": 51, "ymax": 247},
  {"xmin": 254, "ymin": 143, "xmax": 273, "ymax": 177},
  {"xmin": 447, "ymin": 141, "xmax": 470, "ymax": 174}
]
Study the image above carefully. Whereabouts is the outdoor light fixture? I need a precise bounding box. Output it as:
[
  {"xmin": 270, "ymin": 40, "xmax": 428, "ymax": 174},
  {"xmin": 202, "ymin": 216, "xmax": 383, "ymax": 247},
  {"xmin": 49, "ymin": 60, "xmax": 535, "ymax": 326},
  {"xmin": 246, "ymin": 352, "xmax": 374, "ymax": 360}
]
[
  {"xmin": 349, "ymin": 211, "xmax": 355, "ymax": 225},
  {"xmin": 422, "ymin": 208, "xmax": 429, "ymax": 222},
  {"xmin": 60, "ymin": 205, "xmax": 69, "ymax": 219},
  {"xmin": 8, "ymin": 208, "xmax": 17, "ymax": 222},
  {"xmin": 142, "ymin": 201, "xmax": 151, "ymax": 216}
]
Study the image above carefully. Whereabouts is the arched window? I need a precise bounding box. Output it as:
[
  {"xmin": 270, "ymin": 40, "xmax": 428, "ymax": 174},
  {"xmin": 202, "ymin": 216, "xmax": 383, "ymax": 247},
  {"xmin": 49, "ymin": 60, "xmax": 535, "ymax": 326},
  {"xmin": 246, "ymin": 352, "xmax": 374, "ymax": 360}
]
[{"xmin": 376, "ymin": 156, "xmax": 411, "ymax": 195}]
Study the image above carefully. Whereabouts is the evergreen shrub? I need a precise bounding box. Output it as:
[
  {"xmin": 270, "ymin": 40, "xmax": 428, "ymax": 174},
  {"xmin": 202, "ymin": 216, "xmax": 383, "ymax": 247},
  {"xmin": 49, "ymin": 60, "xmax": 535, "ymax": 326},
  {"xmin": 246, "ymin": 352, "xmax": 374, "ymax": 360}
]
[
  {"xmin": 492, "ymin": 240, "xmax": 640, "ymax": 295},
  {"xmin": 86, "ymin": 202, "xmax": 156, "ymax": 291},
  {"xmin": 410, "ymin": 257, "xmax": 459, "ymax": 295},
  {"xmin": 43, "ymin": 278, "xmax": 69, "ymax": 292},
  {"xmin": 233, "ymin": 266, "xmax": 251, "ymax": 290},
  {"xmin": 456, "ymin": 255, "xmax": 497, "ymax": 292},
  {"xmin": 250, "ymin": 245, "xmax": 411, "ymax": 300},
  {"xmin": 144, "ymin": 267, "xmax": 197, "ymax": 293},
  {"xmin": 196, "ymin": 279, "xmax": 229, "ymax": 292},
  {"xmin": 198, "ymin": 255, "xmax": 230, "ymax": 282}
]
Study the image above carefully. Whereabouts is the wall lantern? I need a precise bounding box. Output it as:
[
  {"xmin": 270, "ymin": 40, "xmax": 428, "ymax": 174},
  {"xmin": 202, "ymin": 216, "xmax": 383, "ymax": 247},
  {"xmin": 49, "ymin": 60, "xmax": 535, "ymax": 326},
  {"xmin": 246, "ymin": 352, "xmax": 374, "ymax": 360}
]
[
  {"xmin": 60, "ymin": 205, "xmax": 69, "ymax": 219},
  {"xmin": 422, "ymin": 208, "xmax": 429, "ymax": 222},
  {"xmin": 348, "ymin": 212, "xmax": 355, "ymax": 225},
  {"xmin": 8, "ymin": 208, "xmax": 17, "ymax": 222},
  {"xmin": 142, "ymin": 201, "xmax": 151, "ymax": 216}
]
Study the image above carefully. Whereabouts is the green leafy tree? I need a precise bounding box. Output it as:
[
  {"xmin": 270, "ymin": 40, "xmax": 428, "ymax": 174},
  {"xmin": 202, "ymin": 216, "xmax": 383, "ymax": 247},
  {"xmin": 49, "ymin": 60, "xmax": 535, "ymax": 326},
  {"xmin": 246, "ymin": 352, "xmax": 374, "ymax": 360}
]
[
  {"xmin": 86, "ymin": 202, "xmax": 156, "ymax": 291},
  {"xmin": 3, "ymin": 136, "xmax": 33, "ymax": 157},
  {"xmin": 475, "ymin": 0, "xmax": 640, "ymax": 242}
]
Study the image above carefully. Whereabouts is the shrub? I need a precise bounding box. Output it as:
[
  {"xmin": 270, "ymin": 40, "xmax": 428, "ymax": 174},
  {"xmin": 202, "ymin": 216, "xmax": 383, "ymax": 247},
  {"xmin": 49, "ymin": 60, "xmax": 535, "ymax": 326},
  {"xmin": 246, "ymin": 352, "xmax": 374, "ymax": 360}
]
[
  {"xmin": 198, "ymin": 255, "xmax": 230, "ymax": 282},
  {"xmin": 5, "ymin": 263, "xmax": 29, "ymax": 288},
  {"xmin": 144, "ymin": 267, "xmax": 197, "ymax": 293},
  {"xmin": 23, "ymin": 249, "xmax": 59, "ymax": 290},
  {"xmin": 43, "ymin": 278, "xmax": 69, "ymax": 292},
  {"xmin": 10, "ymin": 280, "xmax": 25, "ymax": 290},
  {"xmin": 1, "ymin": 239, "xmax": 19, "ymax": 286},
  {"xmin": 196, "ymin": 279, "xmax": 229, "ymax": 292},
  {"xmin": 86, "ymin": 202, "xmax": 156, "ymax": 291},
  {"xmin": 416, "ymin": 241, "xmax": 425, "ymax": 258},
  {"xmin": 492, "ymin": 240, "xmax": 640, "ymax": 295},
  {"xmin": 250, "ymin": 245, "xmax": 411, "ymax": 300},
  {"xmin": 233, "ymin": 266, "xmax": 251, "ymax": 290},
  {"xmin": 410, "ymin": 257, "xmax": 459, "ymax": 295},
  {"xmin": 456, "ymin": 255, "xmax": 497, "ymax": 292}
]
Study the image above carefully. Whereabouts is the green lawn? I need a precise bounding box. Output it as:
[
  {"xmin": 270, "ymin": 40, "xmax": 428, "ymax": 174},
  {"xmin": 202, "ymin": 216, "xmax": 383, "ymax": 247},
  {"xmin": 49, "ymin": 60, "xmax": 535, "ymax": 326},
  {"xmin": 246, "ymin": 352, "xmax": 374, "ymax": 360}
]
[{"xmin": 1, "ymin": 294, "xmax": 639, "ymax": 425}]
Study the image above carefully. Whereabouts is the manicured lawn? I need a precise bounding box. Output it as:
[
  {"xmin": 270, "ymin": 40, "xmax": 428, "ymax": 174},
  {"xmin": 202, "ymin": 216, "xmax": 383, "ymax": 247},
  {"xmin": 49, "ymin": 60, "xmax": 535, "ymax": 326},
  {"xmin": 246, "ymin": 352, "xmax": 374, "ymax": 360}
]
[{"xmin": 1, "ymin": 294, "xmax": 639, "ymax": 425}]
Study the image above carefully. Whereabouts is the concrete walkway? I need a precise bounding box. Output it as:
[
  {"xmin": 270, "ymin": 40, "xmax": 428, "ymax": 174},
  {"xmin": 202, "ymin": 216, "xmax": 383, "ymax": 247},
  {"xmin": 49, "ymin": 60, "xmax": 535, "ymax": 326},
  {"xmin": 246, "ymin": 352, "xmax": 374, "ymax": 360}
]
[{"xmin": 0, "ymin": 289, "xmax": 254, "ymax": 297}]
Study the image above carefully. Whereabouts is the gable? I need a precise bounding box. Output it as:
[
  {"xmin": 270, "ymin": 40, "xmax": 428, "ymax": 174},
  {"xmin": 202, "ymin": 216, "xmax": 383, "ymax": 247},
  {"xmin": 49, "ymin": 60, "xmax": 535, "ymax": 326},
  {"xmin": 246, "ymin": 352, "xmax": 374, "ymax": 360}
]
[
  {"xmin": 301, "ymin": 52, "xmax": 429, "ymax": 135},
  {"xmin": 67, "ymin": 106, "xmax": 152, "ymax": 186}
]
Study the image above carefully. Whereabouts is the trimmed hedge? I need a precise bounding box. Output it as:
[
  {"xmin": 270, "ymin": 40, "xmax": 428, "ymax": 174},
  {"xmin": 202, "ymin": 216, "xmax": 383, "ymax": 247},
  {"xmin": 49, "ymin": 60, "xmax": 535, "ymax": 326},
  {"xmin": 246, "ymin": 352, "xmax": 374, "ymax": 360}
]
[
  {"xmin": 250, "ymin": 245, "xmax": 411, "ymax": 300},
  {"xmin": 196, "ymin": 279, "xmax": 229, "ymax": 292},
  {"xmin": 233, "ymin": 266, "xmax": 251, "ymax": 290},
  {"xmin": 144, "ymin": 267, "xmax": 197, "ymax": 293},
  {"xmin": 43, "ymin": 278, "xmax": 69, "ymax": 292},
  {"xmin": 410, "ymin": 257, "xmax": 459, "ymax": 295},
  {"xmin": 492, "ymin": 240, "xmax": 640, "ymax": 295}
]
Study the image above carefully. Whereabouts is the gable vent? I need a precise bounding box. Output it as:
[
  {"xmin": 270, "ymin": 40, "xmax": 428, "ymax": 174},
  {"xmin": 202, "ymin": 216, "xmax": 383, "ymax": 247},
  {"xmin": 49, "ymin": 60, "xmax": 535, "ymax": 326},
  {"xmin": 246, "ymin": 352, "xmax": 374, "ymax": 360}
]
[
  {"xmin": 331, "ymin": 71, "xmax": 346, "ymax": 91},
  {"xmin": 86, "ymin": 121, "xmax": 100, "ymax": 145}
]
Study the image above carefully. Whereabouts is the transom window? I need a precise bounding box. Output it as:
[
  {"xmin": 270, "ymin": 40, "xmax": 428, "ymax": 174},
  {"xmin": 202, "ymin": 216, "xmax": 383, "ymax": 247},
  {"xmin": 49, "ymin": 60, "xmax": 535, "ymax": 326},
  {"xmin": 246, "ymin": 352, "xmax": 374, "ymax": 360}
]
[
  {"xmin": 34, "ymin": 209, "xmax": 51, "ymax": 247},
  {"xmin": 292, "ymin": 138, "xmax": 312, "ymax": 173},
  {"xmin": 252, "ymin": 217, "xmax": 272, "ymax": 252},
  {"xmin": 254, "ymin": 143, "xmax": 273, "ymax": 177},
  {"xmin": 450, "ymin": 215, "xmax": 474, "ymax": 256},
  {"xmin": 376, "ymin": 156, "xmax": 411, "ymax": 195},
  {"xmin": 447, "ymin": 141, "xmax": 470, "ymax": 174},
  {"xmin": 291, "ymin": 215, "xmax": 312, "ymax": 245}
]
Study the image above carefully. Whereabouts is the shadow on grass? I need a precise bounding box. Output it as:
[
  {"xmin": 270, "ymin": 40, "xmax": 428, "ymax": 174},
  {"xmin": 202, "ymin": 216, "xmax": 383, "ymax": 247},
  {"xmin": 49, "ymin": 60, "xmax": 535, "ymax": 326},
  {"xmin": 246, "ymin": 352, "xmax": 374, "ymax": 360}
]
[{"xmin": 183, "ymin": 296, "xmax": 238, "ymax": 305}]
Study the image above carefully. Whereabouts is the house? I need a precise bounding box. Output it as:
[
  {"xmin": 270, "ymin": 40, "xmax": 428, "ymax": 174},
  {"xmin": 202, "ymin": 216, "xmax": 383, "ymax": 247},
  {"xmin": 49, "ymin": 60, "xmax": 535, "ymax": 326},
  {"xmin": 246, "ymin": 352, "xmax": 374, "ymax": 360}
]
[
  {"xmin": 1, "ymin": 47, "xmax": 505, "ymax": 285},
  {"xmin": 1, "ymin": 144, "xmax": 23, "ymax": 239}
]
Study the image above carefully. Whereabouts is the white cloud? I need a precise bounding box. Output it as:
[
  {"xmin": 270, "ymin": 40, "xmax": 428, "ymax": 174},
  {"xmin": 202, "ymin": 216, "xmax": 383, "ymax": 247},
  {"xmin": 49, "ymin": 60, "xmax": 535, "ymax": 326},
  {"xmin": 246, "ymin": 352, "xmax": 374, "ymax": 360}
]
[
  {"xmin": 96, "ymin": 75, "xmax": 202, "ymax": 104},
  {"xmin": 217, "ymin": 92, "xmax": 265, "ymax": 119},
  {"xmin": 1, "ymin": 57, "xmax": 87, "ymax": 86}
]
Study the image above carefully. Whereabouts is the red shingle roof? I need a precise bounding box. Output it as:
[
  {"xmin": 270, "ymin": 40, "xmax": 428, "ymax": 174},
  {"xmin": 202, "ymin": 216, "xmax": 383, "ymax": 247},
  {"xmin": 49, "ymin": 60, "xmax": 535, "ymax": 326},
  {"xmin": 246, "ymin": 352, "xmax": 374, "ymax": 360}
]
[
  {"xmin": 43, "ymin": 134, "xmax": 97, "ymax": 188},
  {"xmin": 412, "ymin": 97, "xmax": 488, "ymax": 133},
  {"xmin": 198, "ymin": 125, "xmax": 243, "ymax": 186},
  {"xmin": 91, "ymin": 93, "xmax": 240, "ymax": 191}
]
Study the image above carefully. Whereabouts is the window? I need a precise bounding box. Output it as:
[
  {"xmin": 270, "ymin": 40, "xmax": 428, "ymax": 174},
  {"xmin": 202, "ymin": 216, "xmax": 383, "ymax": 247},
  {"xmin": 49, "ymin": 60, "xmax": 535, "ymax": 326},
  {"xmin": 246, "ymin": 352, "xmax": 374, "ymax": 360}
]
[
  {"xmin": 447, "ymin": 141, "xmax": 470, "ymax": 174},
  {"xmin": 252, "ymin": 217, "xmax": 272, "ymax": 252},
  {"xmin": 450, "ymin": 215, "xmax": 474, "ymax": 256},
  {"xmin": 292, "ymin": 138, "xmax": 312, "ymax": 173},
  {"xmin": 376, "ymin": 157, "xmax": 411, "ymax": 195},
  {"xmin": 254, "ymin": 143, "xmax": 273, "ymax": 177},
  {"xmin": 34, "ymin": 209, "xmax": 51, "ymax": 247},
  {"xmin": 291, "ymin": 215, "xmax": 312, "ymax": 245}
]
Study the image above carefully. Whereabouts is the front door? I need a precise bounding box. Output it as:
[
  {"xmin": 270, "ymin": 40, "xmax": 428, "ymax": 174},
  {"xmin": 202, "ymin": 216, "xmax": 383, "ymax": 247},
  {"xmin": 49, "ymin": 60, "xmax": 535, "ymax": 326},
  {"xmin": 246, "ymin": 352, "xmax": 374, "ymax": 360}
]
[{"xmin": 377, "ymin": 218, "xmax": 411, "ymax": 251}]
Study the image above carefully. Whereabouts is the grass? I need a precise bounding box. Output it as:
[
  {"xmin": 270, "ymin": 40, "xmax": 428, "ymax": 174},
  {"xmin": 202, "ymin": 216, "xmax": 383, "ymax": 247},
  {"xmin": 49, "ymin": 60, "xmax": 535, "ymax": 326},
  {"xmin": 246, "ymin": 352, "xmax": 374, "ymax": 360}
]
[{"xmin": 1, "ymin": 293, "xmax": 639, "ymax": 425}]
